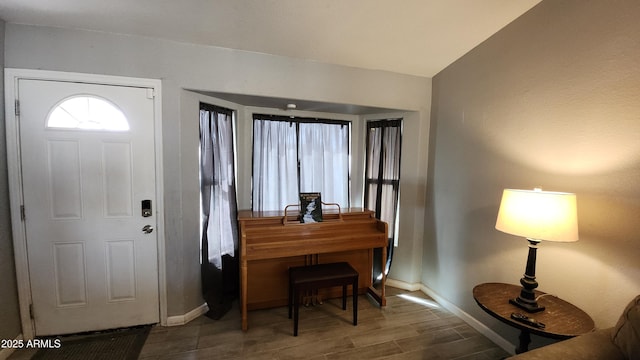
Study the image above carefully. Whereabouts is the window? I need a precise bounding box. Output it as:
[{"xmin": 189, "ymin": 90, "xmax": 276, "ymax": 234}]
[
  {"xmin": 199, "ymin": 103, "xmax": 238, "ymax": 268},
  {"xmin": 252, "ymin": 115, "xmax": 350, "ymax": 212},
  {"xmin": 199, "ymin": 102, "xmax": 239, "ymax": 319},
  {"xmin": 47, "ymin": 95, "xmax": 129, "ymax": 131},
  {"xmin": 365, "ymin": 119, "xmax": 402, "ymax": 281}
]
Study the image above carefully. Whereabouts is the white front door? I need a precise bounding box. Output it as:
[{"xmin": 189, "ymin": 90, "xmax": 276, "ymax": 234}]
[{"xmin": 18, "ymin": 79, "xmax": 159, "ymax": 336}]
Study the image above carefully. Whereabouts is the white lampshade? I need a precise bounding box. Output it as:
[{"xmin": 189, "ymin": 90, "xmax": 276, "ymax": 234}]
[{"xmin": 496, "ymin": 188, "xmax": 579, "ymax": 242}]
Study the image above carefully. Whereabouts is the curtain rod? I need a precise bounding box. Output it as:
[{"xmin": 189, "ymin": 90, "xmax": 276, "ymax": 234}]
[
  {"xmin": 200, "ymin": 102, "xmax": 233, "ymax": 116},
  {"xmin": 253, "ymin": 113, "xmax": 350, "ymax": 126}
]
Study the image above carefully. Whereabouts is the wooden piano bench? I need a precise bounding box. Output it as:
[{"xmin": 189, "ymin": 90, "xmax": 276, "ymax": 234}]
[{"xmin": 288, "ymin": 262, "xmax": 359, "ymax": 336}]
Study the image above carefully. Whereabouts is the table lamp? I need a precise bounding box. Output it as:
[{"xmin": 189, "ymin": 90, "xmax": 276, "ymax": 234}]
[{"xmin": 495, "ymin": 188, "xmax": 579, "ymax": 313}]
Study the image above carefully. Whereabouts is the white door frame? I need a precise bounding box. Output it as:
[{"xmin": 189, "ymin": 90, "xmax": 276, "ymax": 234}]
[{"xmin": 4, "ymin": 69, "xmax": 167, "ymax": 339}]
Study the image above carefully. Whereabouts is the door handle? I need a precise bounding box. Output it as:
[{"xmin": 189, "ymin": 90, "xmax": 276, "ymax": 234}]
[{"xmin": 142, "ymin": 225, "xmax": 154, "ymax": 234}]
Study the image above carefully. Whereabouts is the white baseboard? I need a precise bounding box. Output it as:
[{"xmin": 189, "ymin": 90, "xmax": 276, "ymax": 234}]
[
  {"xmin": 387, "ymin": 278, "xmax": 515, "ymax": 355},
  {"xmin": 0, "ymin": 334, "xmax": 22, "ymax": 360},
  {"xmin": 386, "ymin": 278, "xmax": 422, "ymax": 291},
  {"xmin": 166, "ymin": 303, "xmax": 209, "ymax": 327}
]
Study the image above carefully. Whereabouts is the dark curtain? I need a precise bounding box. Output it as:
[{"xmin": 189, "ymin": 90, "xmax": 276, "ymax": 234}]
[
  {"xmin": 364, "ymin": 119, "xmax": 402, "ymax": 285},
  {"xmin": 199, "ymin": 103, "xmax": 239, "ymax": 319}
]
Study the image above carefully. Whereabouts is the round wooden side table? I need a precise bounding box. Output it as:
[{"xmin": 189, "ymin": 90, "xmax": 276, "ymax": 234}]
[{"xmin": 473, "ymin": 282, "xmax": 595, "ymax": 354}]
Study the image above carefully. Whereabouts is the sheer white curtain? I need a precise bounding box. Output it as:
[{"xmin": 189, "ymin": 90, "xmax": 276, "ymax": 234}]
[
  {"xmin": 252, "ymin": 117, "xmax": 350, "ymax": 212},
  {"xmin": 200, "ymin": 104, "xmax": 239, "ymax": 319},
  {"xmin": 252, "ymin": 119, "xmax": 298, "ymax": 211},
  {"xmin": 365, "ymin": 119, "xmax": 402, "ymax": 281},
  {"xmin": 365, "ymin": 123, "xmax": 401, "ymax": 234},
  {"xmin": 200, "ymin": 109, "xmax": 237, "ymax": 268},
  {"xmin": 299, "ymin": 123, "xmax": 349, "ymax": 207}
]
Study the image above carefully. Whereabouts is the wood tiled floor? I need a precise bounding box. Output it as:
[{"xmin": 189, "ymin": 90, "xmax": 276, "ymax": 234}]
[
  {"xmin": 139, "ymin": 288, "xmax": 509, "ymax": 360},
  {"xmin": 9, "ymin": 288, "xmax": 510, "ymax": 360}
]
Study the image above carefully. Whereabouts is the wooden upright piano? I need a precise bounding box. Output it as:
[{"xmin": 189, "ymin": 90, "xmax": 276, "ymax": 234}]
[{"xmin": 238, "ymin": 208, "xmax": 388, "ymax": 331}]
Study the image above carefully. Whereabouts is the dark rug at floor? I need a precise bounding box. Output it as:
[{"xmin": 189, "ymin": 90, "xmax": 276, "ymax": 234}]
[{"xmin": 32, "ymin": 325, "xmax": 151, "ymax": 360}]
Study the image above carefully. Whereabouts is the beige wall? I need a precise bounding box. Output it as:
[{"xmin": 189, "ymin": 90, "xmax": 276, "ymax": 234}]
[{"xmin": 428, "ymin": 0, "xmax": 640, "ymax": 348}]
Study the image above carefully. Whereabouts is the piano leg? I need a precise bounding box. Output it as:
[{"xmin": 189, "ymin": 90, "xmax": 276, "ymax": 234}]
[
  {"xmin": 380, "ymin": 244, "xmax": 387, "ymax": 306},
  {"xmin": 365, "ymin": 245, "xmax": 387, "ymax": 306},
  {"xmin": 241, "ymin": 260, "xmax": 248, "ymax": 331}
]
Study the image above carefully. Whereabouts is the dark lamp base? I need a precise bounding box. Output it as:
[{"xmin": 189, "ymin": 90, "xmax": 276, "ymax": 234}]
[{"xmin": 510, "ymin": 297, "xmax": 545, "ymax": 313}]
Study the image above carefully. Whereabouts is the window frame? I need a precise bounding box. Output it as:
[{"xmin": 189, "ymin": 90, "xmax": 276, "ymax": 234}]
[
  {"xmin": 364, "ymin": 118, "xmax": 403, "ymax": 245},
  {"xmin": 251, "ymin": 113, "xmax": 352, "ymax": 211}
]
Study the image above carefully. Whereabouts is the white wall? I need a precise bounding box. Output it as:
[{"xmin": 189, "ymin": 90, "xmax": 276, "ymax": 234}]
[{"xmin": 4, "ymin": 23, "xmax": 432, "ymax": 317}]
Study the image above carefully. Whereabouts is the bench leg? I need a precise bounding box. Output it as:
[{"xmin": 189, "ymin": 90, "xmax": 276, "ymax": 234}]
[
  {"xmin": 288, "ymin": 278, "xmax": 293, "ymax": 319},
  {"xmin": 342, "ymin": 285, "xmax": 347, "ymax": 310},
  {"xmin": 353, "ymin": 277, "xmax": 358, "ymax": 326},
  {"xmin": 293, "ymin": 287, "xmax": 300, "ymax": 336}
]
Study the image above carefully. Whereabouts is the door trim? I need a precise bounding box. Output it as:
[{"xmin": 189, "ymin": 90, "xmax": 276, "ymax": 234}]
[{"xmin": 4, "ymin": 69, "xmax": 167, "ymax": 339}]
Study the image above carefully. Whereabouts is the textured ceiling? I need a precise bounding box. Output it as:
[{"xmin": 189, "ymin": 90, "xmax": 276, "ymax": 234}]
[{"xmin": 0, "ymin": 0, "xmax": 541, "ymax": 78}]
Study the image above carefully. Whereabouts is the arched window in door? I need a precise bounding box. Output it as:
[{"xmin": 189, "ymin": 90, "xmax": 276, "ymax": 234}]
[{"xmin": 47, "ymin": 95, "xmax": 129, "ymax": 131}]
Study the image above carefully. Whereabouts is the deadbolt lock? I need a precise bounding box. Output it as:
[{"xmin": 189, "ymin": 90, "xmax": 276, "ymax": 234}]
[{"xmin": 142, "ymin": 200, "xmax": 152, "ymax": 217}]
